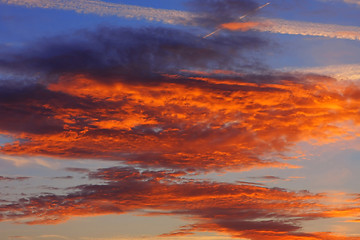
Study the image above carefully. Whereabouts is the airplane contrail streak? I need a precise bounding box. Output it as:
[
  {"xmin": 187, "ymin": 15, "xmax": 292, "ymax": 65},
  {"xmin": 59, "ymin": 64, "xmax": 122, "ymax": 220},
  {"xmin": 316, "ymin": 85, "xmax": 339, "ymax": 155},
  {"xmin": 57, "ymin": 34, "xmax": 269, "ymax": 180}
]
[
  {"xmin": 203, "ymin": 28, "xmax": 223, "ymax": 39},
  {"xmin": 239, "ymin": 2, "xmax": 270, "ymax": 20},
  {"xmin": 203, "ymin": 2, "xmax": 270, "ymax": 39}
]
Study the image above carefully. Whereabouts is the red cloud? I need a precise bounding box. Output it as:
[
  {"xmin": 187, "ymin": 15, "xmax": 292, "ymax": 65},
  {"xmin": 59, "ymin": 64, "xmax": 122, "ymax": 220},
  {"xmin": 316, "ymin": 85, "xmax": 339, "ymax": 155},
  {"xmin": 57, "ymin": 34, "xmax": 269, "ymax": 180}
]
[{"xmin": 0, "ymin": 167, "xmax": 359, "ymax": 240}]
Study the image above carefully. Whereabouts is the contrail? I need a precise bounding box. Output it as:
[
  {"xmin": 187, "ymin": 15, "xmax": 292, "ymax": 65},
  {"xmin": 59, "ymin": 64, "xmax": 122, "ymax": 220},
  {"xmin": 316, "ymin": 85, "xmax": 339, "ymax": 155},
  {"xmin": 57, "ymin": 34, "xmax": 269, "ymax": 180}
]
[
  {"xmin": 203, "ymin": 2, "xmax": 270, "ymax": 39},
  {"xmin": 239, "ymin": 2, "xmax": 270, "ymax": 20},
  {"xmin": 203, "ymin": 28, "xmax": 223, "ymax": 39}
]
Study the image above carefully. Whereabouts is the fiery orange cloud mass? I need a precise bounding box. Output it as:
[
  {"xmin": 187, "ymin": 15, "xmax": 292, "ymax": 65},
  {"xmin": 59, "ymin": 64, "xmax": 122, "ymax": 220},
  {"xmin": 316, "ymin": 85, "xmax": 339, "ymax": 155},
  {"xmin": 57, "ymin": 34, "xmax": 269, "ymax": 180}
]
[
  {"xmin": 1, "ymin": 72, "xmax": 360, "ymax": 171},
  {"xmin": 1, "ymin": 71, "xmax": 360, "ymax": 239}
]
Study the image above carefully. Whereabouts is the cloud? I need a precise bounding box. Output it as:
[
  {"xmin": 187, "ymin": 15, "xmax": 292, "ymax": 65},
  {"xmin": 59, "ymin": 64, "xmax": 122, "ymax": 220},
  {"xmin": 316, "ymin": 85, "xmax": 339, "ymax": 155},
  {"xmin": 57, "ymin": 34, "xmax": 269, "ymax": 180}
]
[
  {"xmin": 252, "ymin": 17, "xmax": 360, "ymax": 41},
  {"xmin": 343, "ymin": 0, "xmax": 360, "ymax": 5},
  {"xmin": 0, "ymin": 84, "xmax": 69, "ymax": 135},
  {"xmin": 185, "ymin": 0, "xmax": 258, "ymax": 28},
  {"xmin": 0, "ymin": 176, "xmax": 30, "ymax": 181},
  {"xmin": 2, "ymin": 64, "xmax": 360, "ymax": 171},
  {"xmin": 2, "ymin": 0, "xmax": 360, "ymax": 42},
  {"xmin": 1, "ymin": 1, "xmax": 360, "ymax": 239},
  {"xmin": 38, "ymin": 235, "xmax": 69, "ymax": 240},
  {"xmin": 8, "ymin": 237, "xmax": 30, "ymax": 240},
  {"xmin": 81, "ymin": 236, "xmax": 235, "ymax": 240},
  {"xmin": 217, "ymin": 18, "xmax": 360, "ymax": 41},
  {"xmin": 0, "ymin": 0, "xmax": 260, "ymax": 29},
  {"xmin": 0, "ymin": 0, "xmax": 191, "ymax": 24},
  {"xmin": 64, "ymin": 167, "xmax": 90, "ymax": 173},
  {"xmin": 248, "ymin": 176, "xmax": 304, "ymax": 183},
  {"xmin": 50, "ymin": 176, "xmax": 73, "ymax": 180},
  {"xmin": 1, "ymin": 22, "xmax": 360, "ymax": 236},
  {"xmin": 0, "ymin": 167, "xmax": 320, "ymax": 234},
  {"xmin": 0, "ymin": 26, "xmax": 290, "ymax": 171},
  {"xmin": 327, "ymin": 0, "xmax": 360, "ymax": 6},
  {"xmin": 284, "ymin": 64, "xmax": 360, "ymax": 81},
  {"xmin": 0, "ymin": 27, "xmax": 357, "ymax": 173},
  {"xmin": 0, "ymin": 26, "xmax": 265, "ymax": 84},
  {"xmin": 0, "ymin": 167, "xmax": 359, "ymax": 240},
  {"xmin": 221, "ymin": 21, "xmax": 260, "ymax": 31},
  {"xmin": 0, "ymin": 154, "xmax": 61, "ymax": 168}
]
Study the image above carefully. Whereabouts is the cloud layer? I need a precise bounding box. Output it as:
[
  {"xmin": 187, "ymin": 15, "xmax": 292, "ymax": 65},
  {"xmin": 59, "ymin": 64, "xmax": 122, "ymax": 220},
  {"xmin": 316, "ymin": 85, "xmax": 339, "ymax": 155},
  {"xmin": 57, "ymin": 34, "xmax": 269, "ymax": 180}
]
[
  {"xmin": 1, "ymin": 1, "xmax": 360, "ymax": 239},
  {"xmin": 1, "ymin": 167, "xmax": 360, "ymax": 240}
]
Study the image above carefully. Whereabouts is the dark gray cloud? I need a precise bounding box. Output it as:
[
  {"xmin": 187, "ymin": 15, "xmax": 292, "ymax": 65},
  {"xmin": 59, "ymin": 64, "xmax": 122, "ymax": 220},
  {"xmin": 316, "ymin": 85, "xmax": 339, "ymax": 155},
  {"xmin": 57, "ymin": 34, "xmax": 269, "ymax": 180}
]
[
  {"xmin": 0, "ymin": 26, "xmax": 267, "ymax": 85},
  {"xmin": 50, "ymin": 176, "xmax": 73, "ymax": 180},
  {"xmin": 64, "ymin": 168, "xmax": 90, "ymax": 173},
  {"xmin": 0, "ymin": 82, "xmax": 107, "ymax": 135},
  {"xmin": 186, "ymin": 0, "xmax": 258, "ymax": 28},
  {"xmin": 0, "ymin": 176, "xmax": 30, "ymax": 181},
  {"xmin": 0, "ymin": 84, "xmax": 65, "ymax": 135}
]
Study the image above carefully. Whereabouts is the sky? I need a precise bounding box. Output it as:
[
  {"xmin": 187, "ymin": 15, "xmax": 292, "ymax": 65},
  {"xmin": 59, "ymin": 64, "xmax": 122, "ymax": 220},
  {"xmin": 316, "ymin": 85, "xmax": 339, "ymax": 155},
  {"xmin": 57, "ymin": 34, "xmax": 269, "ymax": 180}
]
[{"xmin": 0, "ymin": 0, "xmax": 360, "ymax": 239}]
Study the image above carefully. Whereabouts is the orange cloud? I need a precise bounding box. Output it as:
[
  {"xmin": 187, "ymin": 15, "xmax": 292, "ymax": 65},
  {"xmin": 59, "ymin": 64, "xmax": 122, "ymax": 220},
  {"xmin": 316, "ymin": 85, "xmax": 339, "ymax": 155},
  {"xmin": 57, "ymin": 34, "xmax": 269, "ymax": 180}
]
[
  {"xmin": 221, "ymin": 22, "xmax": 260, "ymax": 31},
  {"xmin": 0, "ymin": 167, "xmax": 359, "ymax": 240},
  {"xmin": 1, "ymin": 73, "xmax": 360, "ymax": 171}
]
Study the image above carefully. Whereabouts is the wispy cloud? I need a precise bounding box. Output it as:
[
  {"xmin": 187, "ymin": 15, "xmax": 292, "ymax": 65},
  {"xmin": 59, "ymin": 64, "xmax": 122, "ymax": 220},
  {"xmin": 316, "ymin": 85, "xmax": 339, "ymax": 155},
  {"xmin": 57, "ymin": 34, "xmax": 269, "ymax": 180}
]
[
  {"xmin": 284, "ymin": 64, "xmax": 360, "ymax": 81},
  {"xmin": 8, "ymin": 236, "xmax": 30, "ymax": 240},
  {"xmin": 248, "ymin": 175, "xmax": 305, "ymax": 183},
  {"xmin": 0, "ymin": 176, "xmax": 30, "ymax": 181},
  {"xmin": 221, "ymin": 18, "xmax": 360, "ymax": 41},
  {"xmin": 2, "ymin": 0, "xmax": 360, "ymax": 41},
  {"xmin": 7, "ymin": 235, "xmax": 69, "ymax": 240},
  {"xmin": 0, "ymin": 0, "xmax": 191, "ymax": 24},
  {"xmin": 79, "ymin": 236, "xmax": 235, "ymax": 240},
  {"xmin": 344, "ymin": 0, "xmax": 360, "ymax": 5},
  {"xmin": 38, "ymin": 235, "xmax": 69, "ymax": 240},
  {"xmin": 252, "ymin": 17, "xmax": 360, "ymax": 41},
  {"xmin": 328, "ymin": 0, "xmax": 360, "ymax": 6},
  {"xmin": 0, "ymin": 154, "xmax": 61, "ymax": 168}
]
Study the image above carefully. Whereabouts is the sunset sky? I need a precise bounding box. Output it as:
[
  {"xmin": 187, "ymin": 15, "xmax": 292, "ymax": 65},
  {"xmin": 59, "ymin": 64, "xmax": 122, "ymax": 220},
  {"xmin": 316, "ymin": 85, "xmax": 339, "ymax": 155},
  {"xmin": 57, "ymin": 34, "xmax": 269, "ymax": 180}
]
[{"xmin": 1, "ymin": 0, "xmax": 360, "ymax": 239}]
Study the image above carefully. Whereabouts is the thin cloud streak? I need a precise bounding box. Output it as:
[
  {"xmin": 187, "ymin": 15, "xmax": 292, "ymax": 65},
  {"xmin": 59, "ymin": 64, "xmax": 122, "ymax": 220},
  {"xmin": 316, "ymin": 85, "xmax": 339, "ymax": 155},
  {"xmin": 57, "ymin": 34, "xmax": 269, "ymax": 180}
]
[
  {"xmin": 2, "ymin": 0, "xmax": 360, "ymax": 41},
  {"xmin": 0, "ymin": 0, "xmax": 191, "ymax": 24},
  {"xmin": 283, "ymin": 64, "xmax": 360, "ymax": 81},
  {"xmin": 0, "ymin": 176, "xmax": 30, "ymax": 181},
  {"xmin": 326, "ymin": 0, "xmax": 360, "ymax": 6},
  {"xmin": 344, "ymin": 0, "xmax": 360, "ymax": 5},
  {"xmin": 252, "ymin": 18, "xmax": 360, "ymax": 41},
  {"xmin": 80, "ymin": 236, "xmax": 235, "ymax": 240}
]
